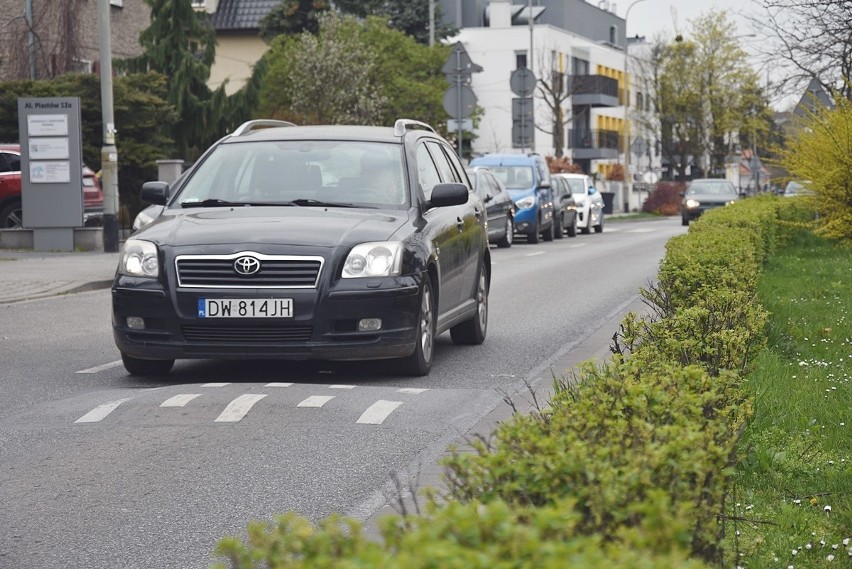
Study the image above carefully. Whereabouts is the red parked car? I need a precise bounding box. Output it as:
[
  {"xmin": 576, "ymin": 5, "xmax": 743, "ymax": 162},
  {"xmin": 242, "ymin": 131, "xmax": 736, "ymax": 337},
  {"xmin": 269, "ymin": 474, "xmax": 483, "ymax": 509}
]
[{"xmin": 0, "ymin": 143, "xmax": 104, "ymax": 229}]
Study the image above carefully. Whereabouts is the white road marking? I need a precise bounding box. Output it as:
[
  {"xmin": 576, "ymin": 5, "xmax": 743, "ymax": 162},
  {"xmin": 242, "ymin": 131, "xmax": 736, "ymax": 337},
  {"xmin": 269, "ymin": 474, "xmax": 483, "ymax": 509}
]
[
  {"xmin": 76, "ymin": 360, "xmax": 123, "ymax": 374},
  {"xmin": 215, "ymin": 394, "xmax": 267, "ymax": 423},
  {"xmin": 525, "ymin": 251, "xmax": 546, "ymax": 257},
  {"xmin": 357, "ymin": 400, "xmax": 403, "ymax": 425},
  {"xmin": 202, "ymin": 382, "xmax": 231, "ymax": 387},
  {"xmin": 628, "ymin": 228, "xmax": 654, "ymax": 233},
  {"xmin": 75, "ymin": 398, "xmax": 132, "ymax": 423},
  {"xmin": 297, "ymin": 395, "xmax": 335, "ymax": 408},
  {"xmin": 329, "ymin": 385, "xmax": 356, "ymax": 389},
  {"xmin": 160, "ymin": 394, "xmax": 201, "ymax": 408},
  {"xmin": 397, "ymin": 388, "xmax": 428, "ymax": 394},
  {"xmin": 265, "ymin": 382, "xmax": 293, "ymax": 388}
]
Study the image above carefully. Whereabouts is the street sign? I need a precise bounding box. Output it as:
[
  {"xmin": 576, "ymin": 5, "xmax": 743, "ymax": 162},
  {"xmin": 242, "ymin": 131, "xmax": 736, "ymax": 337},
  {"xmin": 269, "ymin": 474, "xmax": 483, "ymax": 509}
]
[
  {"xmin": 443, "ymin": 84, "xmax": 477, "ymax": 119},
  {"xmin": 441, "ymin": 42, "xmax": 483, "ymax": 79},
  {"xmin": 511, "ymin": 97, "xmax": 534, "ymax": 120},
  {"xmin": 510, "ymin": 67, "xmax": 536, "ymax": 97},
  {"xmin": 447, "ymin": 119, "xmax": 473, "ymax": 132},
  {"xmin": 512, "ymin": 121, "xmax": 534, "ymax": 148}
]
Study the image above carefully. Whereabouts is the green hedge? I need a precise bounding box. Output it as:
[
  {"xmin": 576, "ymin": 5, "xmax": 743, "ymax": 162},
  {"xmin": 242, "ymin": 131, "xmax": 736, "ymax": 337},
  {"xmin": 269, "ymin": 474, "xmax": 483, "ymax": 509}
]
[{"xmin": 213, "ymin": 196, "xmax": 813, "ymax": 568}]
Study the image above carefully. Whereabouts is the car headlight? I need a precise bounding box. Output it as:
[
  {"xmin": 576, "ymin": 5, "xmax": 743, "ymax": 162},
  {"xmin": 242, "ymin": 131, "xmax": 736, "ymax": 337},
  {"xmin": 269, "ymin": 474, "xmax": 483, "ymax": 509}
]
[
  {"xmin": 515, "ymin": 196, "xmax": 535, "ymax": 209},
  {"xmin": 343, "ymin": 242, "xmax": 403, "ymax": 278},
  {"xmin": 685, "ymin": 199, "xmax": 701, "ymax": 208},
  {"xmin": 119, "ymin": 239, "xmax": 159, "ymax": 278}
]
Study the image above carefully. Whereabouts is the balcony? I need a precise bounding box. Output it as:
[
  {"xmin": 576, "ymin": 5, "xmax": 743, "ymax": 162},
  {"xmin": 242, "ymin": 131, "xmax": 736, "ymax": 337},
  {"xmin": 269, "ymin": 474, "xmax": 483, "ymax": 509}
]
[
  {"xmin": 567, "ymin": 75, "xmax": 620, "ymax": 107},
  {"xmin": 567, "ymin": 129, "xmax": 620, "ymax": 160}
]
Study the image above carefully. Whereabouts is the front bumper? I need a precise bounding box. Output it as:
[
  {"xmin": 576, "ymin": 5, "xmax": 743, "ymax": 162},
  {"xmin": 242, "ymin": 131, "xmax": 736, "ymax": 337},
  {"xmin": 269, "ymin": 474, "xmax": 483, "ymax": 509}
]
[{"xmin": 112, "ymin": 274, "xmax": 423, "ymax": 362}]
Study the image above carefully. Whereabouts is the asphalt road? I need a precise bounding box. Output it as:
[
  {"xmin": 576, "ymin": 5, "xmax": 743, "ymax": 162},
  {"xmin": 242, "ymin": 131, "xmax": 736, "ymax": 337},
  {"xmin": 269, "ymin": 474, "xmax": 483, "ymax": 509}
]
[{"xmin": 0, "ymin": 217, "xmax": 686, "ymax": 568}]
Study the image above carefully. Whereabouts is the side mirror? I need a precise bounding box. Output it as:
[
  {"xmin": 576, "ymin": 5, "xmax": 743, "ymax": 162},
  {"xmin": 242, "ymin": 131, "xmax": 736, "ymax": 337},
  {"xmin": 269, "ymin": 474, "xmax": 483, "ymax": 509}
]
[
  {"xmin": 588, "ymin": 186, "xmax": 597, "ymax": 195},
  {"xmin": 538, "ymin": 180, "xmax": 551, "ymax": 190},
  {"xmin": 429, "ymin": 183, "xmax": 469, "ymax": 207},
  {"xmin": 141, "ymin": 181, "xmax": 169, "ymax": 205},
  {"xmin": 679, "ymin": 191, "xmax": 685, "ymax": 197}
]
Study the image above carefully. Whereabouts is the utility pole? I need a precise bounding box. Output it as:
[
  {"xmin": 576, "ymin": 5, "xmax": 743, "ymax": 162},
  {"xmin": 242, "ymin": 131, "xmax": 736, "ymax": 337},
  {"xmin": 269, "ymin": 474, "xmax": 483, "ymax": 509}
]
[
  {"xmin": 429, "ymin": 0, "xmax": 435, "ymax": 47},
  {"xmin": 98, "ymin": 0, "xmax": 119, "ymax": 252}
]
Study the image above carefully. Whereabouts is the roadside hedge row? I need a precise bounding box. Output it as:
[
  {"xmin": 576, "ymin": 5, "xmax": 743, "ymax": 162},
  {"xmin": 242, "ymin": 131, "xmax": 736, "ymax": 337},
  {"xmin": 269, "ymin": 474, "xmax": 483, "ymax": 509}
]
[{"xmin": 214, "ymin": 196, "xmax": 813, "ymax": 568}]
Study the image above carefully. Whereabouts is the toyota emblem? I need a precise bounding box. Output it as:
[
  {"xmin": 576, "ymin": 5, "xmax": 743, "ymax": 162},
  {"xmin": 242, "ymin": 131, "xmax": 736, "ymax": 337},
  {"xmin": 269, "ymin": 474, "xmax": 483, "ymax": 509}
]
[{"xmin": 233, "ymin": 256, "xmax": 261, "ymax": 276}]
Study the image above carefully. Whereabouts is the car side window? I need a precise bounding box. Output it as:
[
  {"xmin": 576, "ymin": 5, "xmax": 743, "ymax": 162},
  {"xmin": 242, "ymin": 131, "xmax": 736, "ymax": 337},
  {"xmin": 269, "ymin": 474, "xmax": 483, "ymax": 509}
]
[
  {"xmin": 0, "ymin": 152, "xmax": 18, "ymax": 173},
  {"xmin": 425, "ymin": 141, "xmax": 459, "ymax": 185},
  {"xmin": 415, "ymin": 143, "xmax": 442, "ymax": 201},
  {"xmin": 477, "ymin": 173, "xmax": 494, "ymax": 202}
]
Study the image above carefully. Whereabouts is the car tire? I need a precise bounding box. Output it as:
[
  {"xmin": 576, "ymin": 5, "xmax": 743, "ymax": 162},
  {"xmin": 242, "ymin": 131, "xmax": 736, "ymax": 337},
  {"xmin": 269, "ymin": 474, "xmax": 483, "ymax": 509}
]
[
  {"xmin": 496, "ymin": 216, "xmax": 513, "ymax": 248},
  {"xmin": 1, "ymin": 200, "xmax": 23, "ymax": 229},
  {"xmin": 528, "ymin": 218, "xmax": 540, "ymax": 244},
  {"xmin": 682, "ymin": 216, "xmax": 689, "ymax": 226},
  {"xmin": 580, "ymin": 210, "xmax": 591, "ymax": 234},
  {"xmin": 554, "ymin": 213, "xmax": 564, "ymax": 239},
  {"xmin": 566, "ymin": 214, "xmax": 577, "ymax": 237},
  {"xmin": 450, "ymin": 265, "xmax": 488, "ymax": 345},
  {"xmin": 121, "ymin": 352, "xmax": 175, "ymax": 376},
  {"xmin": 594, "ymin": 213, "xmax": 604, "ymax": 233},
  {"xmin": 542, "ymin": 217, "xmax": 555, "ymax": 242},
  {"xmin": 398, "ymin": 277, "xmax": 436, "ymax": 376}
]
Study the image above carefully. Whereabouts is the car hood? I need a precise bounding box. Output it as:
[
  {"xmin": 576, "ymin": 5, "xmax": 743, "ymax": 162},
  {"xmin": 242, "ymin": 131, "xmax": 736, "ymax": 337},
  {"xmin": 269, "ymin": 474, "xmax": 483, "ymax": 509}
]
[
  {"xmin": 134, "ymin": 207, "xmax": 410, "ymax": 249},
  {"xmin": 686, "ymin": 193, "xmax": 738, "ymax": 203}
]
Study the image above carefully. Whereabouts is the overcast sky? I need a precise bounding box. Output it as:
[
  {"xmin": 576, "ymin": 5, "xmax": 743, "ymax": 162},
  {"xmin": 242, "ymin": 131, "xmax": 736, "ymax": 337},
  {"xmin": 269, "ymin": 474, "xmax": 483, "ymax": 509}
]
[{"xmin": 622, "ymin": 0, "xmax": 757, "ymax": 39}]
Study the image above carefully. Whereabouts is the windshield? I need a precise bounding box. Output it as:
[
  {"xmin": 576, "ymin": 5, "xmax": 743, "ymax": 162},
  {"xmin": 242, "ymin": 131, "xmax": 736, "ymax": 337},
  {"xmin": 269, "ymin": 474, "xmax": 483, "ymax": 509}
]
[
  {"xmin": 561, "ymin": 177, "xmax": 587, "ymax": 195},
  {"xmin": 486, "ymin": 166, "xmax": 535, "ymax": 190},
  {"xmin": 174, "ymin": 140, "xmax": 408, "ymax": 208},
  {"xmin": 686, "ymin": 181, "xmax": 737, "ymax": 196}
]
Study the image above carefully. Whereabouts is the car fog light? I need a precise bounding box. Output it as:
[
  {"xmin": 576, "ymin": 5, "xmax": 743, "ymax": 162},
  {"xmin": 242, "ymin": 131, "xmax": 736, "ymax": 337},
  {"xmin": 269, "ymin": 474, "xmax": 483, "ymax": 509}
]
[
  {"xmin": 126, "ymin": 316, "xmax": 146, "ymax": 330},
  {"xmin": 358, "ymin": 318, "xmax": 382, "ymax": 332}
]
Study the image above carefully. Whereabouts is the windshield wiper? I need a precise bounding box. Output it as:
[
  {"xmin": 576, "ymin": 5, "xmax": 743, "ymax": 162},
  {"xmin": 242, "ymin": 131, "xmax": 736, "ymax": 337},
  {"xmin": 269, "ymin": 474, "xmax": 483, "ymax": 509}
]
[
  {"xmin": 181, "ymin": 198, "xmax": 246, "ymax": 208},
  {"xmin": 289, "ymin": 198, "xmax": 365, "ymax": 208}
]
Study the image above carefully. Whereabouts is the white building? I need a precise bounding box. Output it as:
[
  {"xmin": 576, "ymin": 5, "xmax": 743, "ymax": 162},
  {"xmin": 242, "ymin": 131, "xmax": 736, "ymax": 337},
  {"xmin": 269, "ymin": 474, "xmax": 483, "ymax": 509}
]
[{"xmin": 443, "ymin": 0, "xmax": 650, "ymax": 211}]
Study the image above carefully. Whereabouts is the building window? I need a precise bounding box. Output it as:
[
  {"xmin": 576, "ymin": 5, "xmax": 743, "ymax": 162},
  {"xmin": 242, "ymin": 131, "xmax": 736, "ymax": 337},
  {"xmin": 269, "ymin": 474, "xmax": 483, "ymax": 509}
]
[
  {"xmin": 515, "ymin": 51, "xmax": 528, "ymax": 69},
  {"xmin": 636, "ymin": 92, "xmax": 643, "ymax": 111},
  {"xmin": 610, "ymin": 25, "xmax": 617, "ymax": 45},
  {"xmin": 573, "ymin": 57, "xmax": 589, "ymax": 76}
]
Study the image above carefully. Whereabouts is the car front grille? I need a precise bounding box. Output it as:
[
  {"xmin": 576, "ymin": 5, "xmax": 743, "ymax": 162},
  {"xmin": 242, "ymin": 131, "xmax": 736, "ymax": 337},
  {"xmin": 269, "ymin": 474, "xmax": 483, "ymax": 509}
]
[
  {"xmin": 175, "ymin": 253, "xmax": 323, "ymax": 288},
  {"xmin": 181, "ymin": 324, "xmax": 313, "ymax": 343}
]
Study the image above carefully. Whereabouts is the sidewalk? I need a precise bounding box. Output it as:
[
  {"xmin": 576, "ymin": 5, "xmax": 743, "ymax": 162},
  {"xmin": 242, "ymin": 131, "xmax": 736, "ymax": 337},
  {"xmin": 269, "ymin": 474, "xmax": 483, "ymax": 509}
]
[{"xmin": 0, "ymin": 250, "xmax": 118, "ymax": 304}]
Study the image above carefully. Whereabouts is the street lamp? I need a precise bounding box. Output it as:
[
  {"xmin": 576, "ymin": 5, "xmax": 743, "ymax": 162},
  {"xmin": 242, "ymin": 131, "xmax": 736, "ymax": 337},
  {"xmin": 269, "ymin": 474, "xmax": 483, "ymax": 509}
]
[{"xmin": 623, "ymin": 0, "xmax": 648, "ymax": 212}]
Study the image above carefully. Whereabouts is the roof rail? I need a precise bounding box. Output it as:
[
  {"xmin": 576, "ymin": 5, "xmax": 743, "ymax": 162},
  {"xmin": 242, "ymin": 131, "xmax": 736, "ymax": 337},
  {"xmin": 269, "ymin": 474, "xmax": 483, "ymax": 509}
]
[
  {"xmin": 231, "ymin": 119, "xmax": 296, "ymax": 137},
  {"xmin": 393, "ymin": 119, "xmax": 436, "ymax": 137}
]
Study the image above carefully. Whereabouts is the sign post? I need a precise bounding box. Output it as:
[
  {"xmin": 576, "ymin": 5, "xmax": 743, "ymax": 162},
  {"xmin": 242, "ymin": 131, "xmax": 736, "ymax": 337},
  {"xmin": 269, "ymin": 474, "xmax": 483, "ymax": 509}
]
[{"xmin": 442, "ymin": 42, "xmax": 482, "ymax": 157}]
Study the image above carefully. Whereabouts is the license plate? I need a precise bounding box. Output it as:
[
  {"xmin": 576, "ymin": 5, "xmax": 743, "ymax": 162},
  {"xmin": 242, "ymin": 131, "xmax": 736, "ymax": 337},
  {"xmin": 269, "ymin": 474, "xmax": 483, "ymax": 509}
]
[{"xmin": 198, "ymin": 298, "xmax": 293, "ymax": 318}]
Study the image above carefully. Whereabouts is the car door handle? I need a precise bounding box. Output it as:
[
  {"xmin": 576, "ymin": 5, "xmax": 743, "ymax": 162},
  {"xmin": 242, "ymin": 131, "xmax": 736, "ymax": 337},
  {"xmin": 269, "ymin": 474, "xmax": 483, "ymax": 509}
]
[
  {"xmin": 474, "ymin": 208, "xmax": 482, "ymax": 219},
  {"xmin": 456, "ymin": 217, "xmax": 465, "ymax": 232}
]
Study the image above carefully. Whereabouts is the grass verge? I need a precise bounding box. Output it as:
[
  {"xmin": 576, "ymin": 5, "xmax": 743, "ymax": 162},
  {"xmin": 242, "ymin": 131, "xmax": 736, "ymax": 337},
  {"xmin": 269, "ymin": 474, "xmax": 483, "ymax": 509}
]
[{"xmin": 726, "ymin": 232, "xmax": 851, "ymax": 567}]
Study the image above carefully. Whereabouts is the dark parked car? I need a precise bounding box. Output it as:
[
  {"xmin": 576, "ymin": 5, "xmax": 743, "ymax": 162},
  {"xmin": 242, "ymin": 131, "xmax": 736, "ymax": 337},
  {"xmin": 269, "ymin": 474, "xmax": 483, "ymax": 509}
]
[
  {"xmin": 550, "ymin": 175, "xmax": 578, "ymax": 238},
  {"xmin": 467, "ymin": 166, "xmax": 516, "ymax": 247},
  {"xmin": 112, "ymin": 119, "xmax": 490, "ymax": 377},
  {"xmin": 0, "ymin": 143, "xmax": 103, "ymax": 228},
  {"xmin": 681, "ymin": 178, "xmax": 741, "ymax": 225}
]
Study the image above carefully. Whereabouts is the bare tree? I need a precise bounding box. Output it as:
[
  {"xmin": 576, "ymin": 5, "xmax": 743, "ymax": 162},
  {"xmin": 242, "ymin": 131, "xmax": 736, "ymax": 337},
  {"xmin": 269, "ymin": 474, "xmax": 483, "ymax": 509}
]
[
  {"xmin": 3, "ymin": 0, "xmax": 84, "ymax": 80},
  {"xmin": 754, "ymin": 0, "xmax": 852, "ymax": 103},
  {"xmin": 534, "ymin": 48, "xmax": 576, "ymax": 158}
]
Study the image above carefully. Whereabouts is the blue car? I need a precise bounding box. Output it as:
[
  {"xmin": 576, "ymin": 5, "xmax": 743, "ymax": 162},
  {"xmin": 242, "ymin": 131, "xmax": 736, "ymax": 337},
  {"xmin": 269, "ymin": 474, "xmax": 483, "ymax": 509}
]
[{"xmin": 468, "ymin": 154, "xmax": 555, "ymax": 243}]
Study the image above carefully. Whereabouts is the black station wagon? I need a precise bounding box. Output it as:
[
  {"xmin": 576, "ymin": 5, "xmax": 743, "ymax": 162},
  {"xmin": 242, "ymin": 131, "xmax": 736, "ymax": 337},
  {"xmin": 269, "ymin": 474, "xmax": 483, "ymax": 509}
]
[{"xmin": 112, "ymin": 119, "xmax": 490, "ymax": 376}]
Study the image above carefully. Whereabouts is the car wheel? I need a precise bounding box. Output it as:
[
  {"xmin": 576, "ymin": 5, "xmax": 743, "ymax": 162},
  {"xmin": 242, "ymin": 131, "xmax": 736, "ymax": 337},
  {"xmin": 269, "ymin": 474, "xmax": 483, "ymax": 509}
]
[
  {"xmin": 594, "ymin": 213, "xmax": 604, "ymax": 233},
  {"xmin": 121, "ymin": 352, "xmax": 175, "ymax": 376},
  {"xmin": 542, "ymin": 216, "xmax": 555, "ymax": 242},
  {"xmin": 497, "ymin": 216, "xmax": 513, "ymax": 248},
  {"xmin": 580, "ymin": 210, "xmax": 591, "ymax": 234},
  {"xmin": 566, "ymin": 214, "xmax": 577, "ymax": 237},
  {"xmin": 554, "ymin": 213, "xmax": 565, "ymax": 239},
  {"xmin": 450, "ymin": 265, "xmax": 488, "ymax": 345},
  {"xmin": 0, "ymin": 200, "xmax": 23, "ymax": 229},
  {"xmin": 398, "ymin": 277, "xmax": 436, "ymax": 376},
  {"xmin": 528, "ymin": 217, "xmax": 540, "ymax": 244}
]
